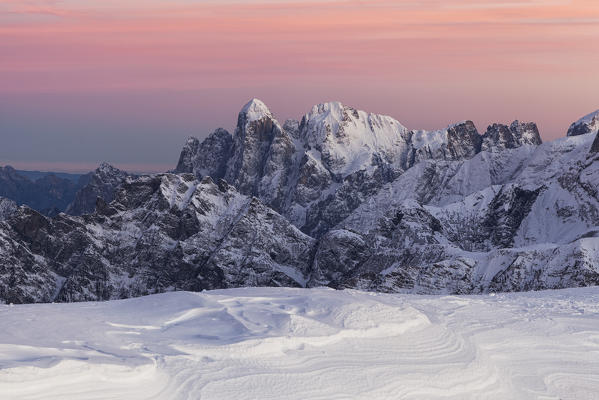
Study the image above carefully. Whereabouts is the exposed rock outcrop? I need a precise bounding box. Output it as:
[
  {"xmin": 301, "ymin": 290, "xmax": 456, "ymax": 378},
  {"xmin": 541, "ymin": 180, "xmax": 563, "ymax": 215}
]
[
  {"xmin": 175, "ymin": 129, "xmax": 233, "ymax": 180},
  {"xmin": 482, "ymin": 120, "xmax": 542, "ymax": 151},
  {"xmin": 65, "ymin": 162, "xmax": 128, "ymax": 215}
]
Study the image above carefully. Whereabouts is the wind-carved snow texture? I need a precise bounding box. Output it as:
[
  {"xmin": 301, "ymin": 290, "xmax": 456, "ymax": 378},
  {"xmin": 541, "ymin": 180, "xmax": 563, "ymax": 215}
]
[
  {"xmin": 1, "ymin": 100, "xmax": 599, "ymax": 303},
  {"xmin": 1, "ymin": 287, "xmax": 599, "ymax": 399}
]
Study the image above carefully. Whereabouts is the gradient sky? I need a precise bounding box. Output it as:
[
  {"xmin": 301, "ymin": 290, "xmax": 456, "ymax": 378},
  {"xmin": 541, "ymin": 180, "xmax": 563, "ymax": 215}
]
[{"xmin": 1, "ymin": 0, "xmax": 598, "ymax": 172}]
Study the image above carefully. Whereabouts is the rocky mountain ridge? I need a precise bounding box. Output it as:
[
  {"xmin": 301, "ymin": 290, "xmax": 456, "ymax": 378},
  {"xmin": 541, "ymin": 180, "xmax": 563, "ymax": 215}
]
[
  {"xmin": 176, "ymin": 99, "xmax": 543, "ymax": 237},
  {"xmin": 1, "ymin": 100, "xmax": 598, "ymax": 303},
  {"xmin": 0, "ymin": 174, "xmax": 314, "ymax": 303}
]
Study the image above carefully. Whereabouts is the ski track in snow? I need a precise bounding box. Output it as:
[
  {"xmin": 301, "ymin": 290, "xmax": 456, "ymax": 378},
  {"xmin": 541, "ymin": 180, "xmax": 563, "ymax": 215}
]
[{"xmin": 1, "ymin": 287, "xmax": 599, "ymax": 399}]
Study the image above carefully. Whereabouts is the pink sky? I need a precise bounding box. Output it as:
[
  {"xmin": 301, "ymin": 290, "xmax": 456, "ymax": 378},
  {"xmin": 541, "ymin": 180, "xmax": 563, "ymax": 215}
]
[{"xmin": 1, "ymin": 0, "xmax": 598, "ymax": 172}]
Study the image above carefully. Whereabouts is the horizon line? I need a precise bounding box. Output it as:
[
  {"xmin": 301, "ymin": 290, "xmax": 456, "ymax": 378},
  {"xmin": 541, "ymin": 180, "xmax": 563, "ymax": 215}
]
[{"xmin": 0, "ymin": 160, "xmax": 174, "ymax": 175}]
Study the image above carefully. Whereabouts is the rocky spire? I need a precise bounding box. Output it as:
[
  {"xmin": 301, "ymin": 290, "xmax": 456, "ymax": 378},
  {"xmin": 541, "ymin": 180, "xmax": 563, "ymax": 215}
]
[
  {"xmin": 174, "ymin": 129, "xmax": 233, "ymax": 180},
  {"xmin": 446, "ymin": 121, "xmax": 481, "ymax": 159},
  {"xmin": 482, "ymin": 120, "xmax": 542, "ymax": 151},
  {"xmin": 225, "ymin": 99, "xmax": 296, "ymax": 211}
]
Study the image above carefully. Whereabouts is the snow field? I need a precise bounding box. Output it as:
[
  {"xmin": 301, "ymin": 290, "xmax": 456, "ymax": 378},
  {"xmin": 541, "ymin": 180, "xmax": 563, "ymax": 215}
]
[{"xmin": 1, "ymin": 287, "xmax": 598, "ymax": 399}]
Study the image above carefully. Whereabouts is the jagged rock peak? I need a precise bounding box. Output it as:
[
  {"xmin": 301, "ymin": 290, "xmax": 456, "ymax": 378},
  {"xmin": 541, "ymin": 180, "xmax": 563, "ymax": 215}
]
[
  {"xmin": 96, "ymin": 162, "xmax": 126, "ymax": 177},
  {"xmin": 175, "ymin": 129, "xmax": 233, "ymax": 180},
  {"xmin": 93, "ymin": 162, "xmax": 128, "ymax": 184},
  {"xmin": 482, "ymin": 120, "xmax": 542, "ymax": 151},
  {"xmin": 239, "ymin": 98, "xmax": 274, "ymax": 122},
  {"xmin": 174, "ymin": 137, "xmax": 201, "ymax": 173},
  {"xmin": 567, "ymin": 109, "xmax": 599, "ymax": 137},
  {"xmin": 509, "ymin": 120, "xmax": 542, "ymax": 145},
  {"xmin": 446, "ymin": 120, "xmax": 481, "ymax": 159}
]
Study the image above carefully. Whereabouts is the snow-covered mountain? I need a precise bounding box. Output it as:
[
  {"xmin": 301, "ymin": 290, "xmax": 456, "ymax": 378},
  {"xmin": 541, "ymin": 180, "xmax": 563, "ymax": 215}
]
[
  {"xmin": 0, "ymin": 174, "xmax": 314, "ymax": 303},
  {"xmin": 176, "ymin": 99, "xmax": 543, "ymax": 237},
  {"xmin": 328, "ymin": 133, "xmax": 599, "ymax": 293},
  {"xmin": 1, "ymin": 100, "xmax": 598, "ymax": 303},
  {"xmin": 567, "ymin": 109, "xmax": 599, "ymax": 137}
]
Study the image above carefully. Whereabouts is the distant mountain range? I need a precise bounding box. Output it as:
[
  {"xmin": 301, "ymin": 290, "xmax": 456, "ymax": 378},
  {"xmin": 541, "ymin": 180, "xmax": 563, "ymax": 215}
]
[
  {"xmin": 1, "ymin": 101, "xmax": 598, "ymax": 303},
  {"xmin": 0, "ymin": 163, "xmax": 131, "ymax": 217},
  {"xmin": 0, "ymin": 166, "xmax": 89, "ymax": 216}
]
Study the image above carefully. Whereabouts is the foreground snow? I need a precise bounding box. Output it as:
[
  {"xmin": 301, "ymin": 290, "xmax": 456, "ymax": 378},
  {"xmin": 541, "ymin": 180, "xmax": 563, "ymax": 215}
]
[{"xmin": 1, "ymin": 287, "xmax": 598, "ymax": 399}]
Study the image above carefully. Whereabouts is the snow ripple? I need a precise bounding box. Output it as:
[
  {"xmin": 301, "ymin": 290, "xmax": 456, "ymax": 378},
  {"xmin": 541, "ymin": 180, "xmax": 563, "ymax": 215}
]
[{"xmin": 1, "ymin": 287, "xmax": 599, "ymax": 399}]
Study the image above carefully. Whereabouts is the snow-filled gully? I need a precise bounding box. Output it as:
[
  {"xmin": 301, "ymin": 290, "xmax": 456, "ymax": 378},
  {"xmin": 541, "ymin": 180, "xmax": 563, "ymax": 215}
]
[{"xmin": 1, "ymin": 287, "xmax": 598, "ymax": 399}]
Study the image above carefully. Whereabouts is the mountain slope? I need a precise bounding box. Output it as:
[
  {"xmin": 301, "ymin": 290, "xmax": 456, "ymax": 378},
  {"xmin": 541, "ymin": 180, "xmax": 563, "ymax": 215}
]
[
  {"xmin": 1, "ymin": 102, "xmax": 599, "ymax": 303},
  {"xmin": 323, "ymin": 133, "xmax": 599, "ymax": 293},
  {"xmin": 0, "ymin": 173, "xmax": 314, "ymax": 303}
]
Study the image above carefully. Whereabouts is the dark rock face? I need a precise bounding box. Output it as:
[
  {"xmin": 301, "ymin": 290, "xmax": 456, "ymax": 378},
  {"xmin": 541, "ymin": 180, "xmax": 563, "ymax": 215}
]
[
  {"xmin": 482, "ymin": 121, "xmax": 542, "ymax": 151},
  {"xmin": 447, "ymin": 121, "xmax": 482, "ymax": 159},
  {"xmin": 309, "ymin": 229, "xmax": 370, "ymax": 287},
  {"xmin": 175, "ymin": 129, "xmax": 233, "ymax": 180},
  {"xmin": 509, "ymin": 120, "xmax": 542, "ymax": 145},
  {"xmin": 302, "ymin": 168, "xmax": 396, "ymax": 238},
  {"xmin": 592, "ymin": 133, "xmax": 599, "ymax": 154},
  {"xmin": 482, "ymin": 186, "xmax": 543, "ymax": 248},
  {"xmin": 65, "ymin": 163, "xmax": 128, "ymax": 216},
  {"xmin": 224, "ymin": 99, "xmax": 296, "ymax": 212}
]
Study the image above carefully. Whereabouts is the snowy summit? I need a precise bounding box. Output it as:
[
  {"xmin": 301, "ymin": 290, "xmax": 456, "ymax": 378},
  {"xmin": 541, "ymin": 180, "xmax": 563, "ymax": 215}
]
[{"xmin": 239, "ymin": 98, "xmax": 273, "ymax": 122}]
